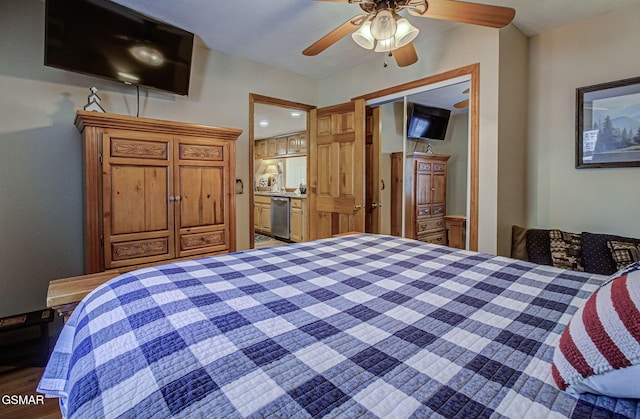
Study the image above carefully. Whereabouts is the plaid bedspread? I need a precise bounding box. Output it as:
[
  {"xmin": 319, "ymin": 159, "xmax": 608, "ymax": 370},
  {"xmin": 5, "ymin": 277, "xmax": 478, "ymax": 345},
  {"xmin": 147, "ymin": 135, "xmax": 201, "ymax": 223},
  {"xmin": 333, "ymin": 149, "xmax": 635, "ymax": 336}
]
[{"xmin": 38, "ymin": 234, "xmax": 640, "ymax": 418}]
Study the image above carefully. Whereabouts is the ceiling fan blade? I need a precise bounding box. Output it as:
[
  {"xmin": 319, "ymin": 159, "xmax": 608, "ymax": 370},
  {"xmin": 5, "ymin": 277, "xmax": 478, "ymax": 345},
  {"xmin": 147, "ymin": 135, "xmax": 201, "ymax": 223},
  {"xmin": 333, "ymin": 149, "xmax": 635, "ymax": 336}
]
[
  {"xmin": 454, "ymin": 99, "xmax": 469, "ymax": 109},
  {"xmin": 410, "ymin": 0, "xmax": 515, "ymax": 29},
  {"xmin": 393, "ymin": 42, "xmax": 418, "ymax": 67},
  {"xmin": 303, "ymin": 15, "xmax": 365, "ymax": 56}
]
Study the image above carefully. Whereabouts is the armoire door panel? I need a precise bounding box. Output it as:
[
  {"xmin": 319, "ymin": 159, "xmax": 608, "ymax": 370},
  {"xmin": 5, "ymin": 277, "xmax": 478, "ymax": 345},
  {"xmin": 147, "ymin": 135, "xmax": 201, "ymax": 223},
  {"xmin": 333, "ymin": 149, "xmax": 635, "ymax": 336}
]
[
  {"xmin": 432, "ymin": 174, "xmax": 446, "ymax": 204},
  {"xmin": 110, "ymin": 138, "xmax": 169, "ymax": 160},
  {"xmin": 415, "ymin": 172, "xmax": 431, "ymax": 206},
  {"xmin": 180, "ymin": 229, "xmax": 227, "ymax": 253},
  {"xmin": 109, "ymin": 165, "xmax": 169, "ymax": 235},
  {"xmin": 111, "ymin": 237, "xmax": 170, "ymax": 262},
  {"xmin": 178, "ymin": 166, "xmax": 225, "ymax": 228},
  {"xmin": 102, "ymin": 133, "xmax": 174, "ymax": 269},
  {"xmin": 175, "ymin": 137, "xmax": 230, "ymax": 257},
  {"xmin": 179, "ymin": 143, "xmax": 224, "ymax": 161}
]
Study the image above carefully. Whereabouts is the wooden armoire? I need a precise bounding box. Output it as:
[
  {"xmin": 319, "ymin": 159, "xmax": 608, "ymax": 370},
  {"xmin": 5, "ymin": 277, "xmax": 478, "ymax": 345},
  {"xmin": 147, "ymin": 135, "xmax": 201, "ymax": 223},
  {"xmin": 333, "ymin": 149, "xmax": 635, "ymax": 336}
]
[
  {"xmin": 75, "ymin": 111, "xmax": 241, "ymax": 274},
  {"xmin": 391, "ymin": 152, "xmax": 450, "ymax": 245}
]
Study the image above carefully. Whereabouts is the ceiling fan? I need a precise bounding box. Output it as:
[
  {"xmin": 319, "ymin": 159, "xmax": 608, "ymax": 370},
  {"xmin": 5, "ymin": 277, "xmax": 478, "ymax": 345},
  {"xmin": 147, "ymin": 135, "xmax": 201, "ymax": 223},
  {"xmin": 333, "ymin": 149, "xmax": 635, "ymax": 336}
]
[
  {"xmin": 454, "ymin": 87, "xmax": 470, "ymax": 109},
  {"xmin": 303, "ymin": 0, "xmax": 515, "ymax": 67}
]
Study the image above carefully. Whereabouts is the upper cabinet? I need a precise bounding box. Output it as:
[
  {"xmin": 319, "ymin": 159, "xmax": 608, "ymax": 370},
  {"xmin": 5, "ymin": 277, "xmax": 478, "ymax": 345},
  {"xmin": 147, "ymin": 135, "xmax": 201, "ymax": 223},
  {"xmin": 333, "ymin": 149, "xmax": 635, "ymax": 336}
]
[{"xmin": 255, "ymin": 131, "xmax": 307, "ymax": 159}]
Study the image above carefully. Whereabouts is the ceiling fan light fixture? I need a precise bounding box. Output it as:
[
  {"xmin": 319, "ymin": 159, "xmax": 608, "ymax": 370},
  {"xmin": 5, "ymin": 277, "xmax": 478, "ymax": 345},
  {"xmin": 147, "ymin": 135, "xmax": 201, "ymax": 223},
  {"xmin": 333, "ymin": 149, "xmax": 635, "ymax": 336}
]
[
  {"xmin": 370, "ymin": 10, "xmax": 397, "ymax": 41},
  {"xmin": 374, "ymin": 37, "xmax": 398, "ymax": 52},
  {"xmin": 394, "ymin": 18, "xmax": 419, "ymax": 48},
  {"xmin": 351, "ymin": 21, "xmax": 375, "ymax": 49}
]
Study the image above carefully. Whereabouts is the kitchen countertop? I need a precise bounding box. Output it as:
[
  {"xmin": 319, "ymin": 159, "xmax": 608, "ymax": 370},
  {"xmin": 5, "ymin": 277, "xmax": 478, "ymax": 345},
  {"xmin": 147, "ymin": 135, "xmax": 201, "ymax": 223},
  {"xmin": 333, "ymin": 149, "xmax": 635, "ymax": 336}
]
[{"xmin": 255, "ymin": 191, "xmax": 307, "ymax": 199}]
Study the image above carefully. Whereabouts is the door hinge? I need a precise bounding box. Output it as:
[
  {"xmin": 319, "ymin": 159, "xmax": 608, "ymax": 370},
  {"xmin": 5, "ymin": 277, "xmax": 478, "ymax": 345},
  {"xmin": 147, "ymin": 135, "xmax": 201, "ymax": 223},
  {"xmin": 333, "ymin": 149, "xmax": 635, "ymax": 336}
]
[{"xmin": 98, "ymin": 153, "xmax": 103, "ymax": 164}]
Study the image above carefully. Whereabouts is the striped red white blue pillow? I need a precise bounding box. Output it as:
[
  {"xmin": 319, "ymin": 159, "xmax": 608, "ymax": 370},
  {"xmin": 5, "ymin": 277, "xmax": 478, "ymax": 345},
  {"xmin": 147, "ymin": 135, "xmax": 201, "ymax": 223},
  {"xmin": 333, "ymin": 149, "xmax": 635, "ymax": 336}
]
[{"xmin": 552, "ymin": 262, "xmax": 640, "ymax": 397}]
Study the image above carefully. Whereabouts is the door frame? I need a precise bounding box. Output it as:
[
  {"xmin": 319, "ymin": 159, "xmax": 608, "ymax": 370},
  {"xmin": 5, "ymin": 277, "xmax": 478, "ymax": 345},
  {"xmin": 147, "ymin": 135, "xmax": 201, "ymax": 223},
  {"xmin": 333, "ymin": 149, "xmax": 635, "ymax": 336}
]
[
  {"xmin": 248, "ymin": 94, "xmax": 315, "ymax": 248},
  {"xmin": 353, "ymin": 63, "xmax": 480, "ymax": 251}
]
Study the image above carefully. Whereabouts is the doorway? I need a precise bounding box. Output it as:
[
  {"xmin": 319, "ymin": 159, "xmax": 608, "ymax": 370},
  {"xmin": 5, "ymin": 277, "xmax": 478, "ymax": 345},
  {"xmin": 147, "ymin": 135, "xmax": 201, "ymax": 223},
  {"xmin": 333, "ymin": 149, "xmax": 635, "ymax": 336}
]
[
  {"xmin": 358, "ymin": 63, "xmax": 479, "ymax": 250},
  {"xmin": 248, "ymin": 94, "xmax": 315, "ymax": 249}
]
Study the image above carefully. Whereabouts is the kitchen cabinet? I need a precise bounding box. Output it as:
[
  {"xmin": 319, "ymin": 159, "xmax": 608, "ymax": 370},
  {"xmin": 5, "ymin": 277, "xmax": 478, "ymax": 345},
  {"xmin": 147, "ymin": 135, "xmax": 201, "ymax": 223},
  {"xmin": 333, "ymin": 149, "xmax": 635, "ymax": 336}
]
[
  {"xmin": 255, "ymin": 131, "xmax": 307, "ymax": 159},
  {"xmin": 290, "ymin": 198, "xmax": 306, "ymax": 242},
  {"xmin": 268, "ymin": 137, "xmax": 288, "ymax": 156},
  {"xmin": 287, "ymin": 133, "xmax": 307, "ymax": 156},
  {"xmin": 254, "ymin": 139, "xmax": 268, "ymax": 159},
  {"xmin": 254, "ymin": 195, "xmax": 272, "ymax": 234}
]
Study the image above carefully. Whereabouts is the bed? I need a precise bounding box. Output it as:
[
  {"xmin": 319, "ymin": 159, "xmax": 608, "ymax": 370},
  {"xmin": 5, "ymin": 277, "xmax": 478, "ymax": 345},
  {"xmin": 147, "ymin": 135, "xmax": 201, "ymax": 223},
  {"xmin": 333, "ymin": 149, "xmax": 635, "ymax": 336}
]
[{"xmin": 38, "ymin": 234, "xmax": 640, "ymax": 418}]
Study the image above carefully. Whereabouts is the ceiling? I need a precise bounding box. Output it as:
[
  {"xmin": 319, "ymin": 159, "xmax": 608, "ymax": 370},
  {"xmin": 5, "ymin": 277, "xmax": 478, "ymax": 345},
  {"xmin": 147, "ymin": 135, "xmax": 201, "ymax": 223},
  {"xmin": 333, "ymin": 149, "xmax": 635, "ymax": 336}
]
[
  {"xmin": 112, "ymin": 0, "xmax": 637, "ymax": 79},
  {"xmin": 254, "ymin": 103, "xmax": 308, "ymax": 139}
]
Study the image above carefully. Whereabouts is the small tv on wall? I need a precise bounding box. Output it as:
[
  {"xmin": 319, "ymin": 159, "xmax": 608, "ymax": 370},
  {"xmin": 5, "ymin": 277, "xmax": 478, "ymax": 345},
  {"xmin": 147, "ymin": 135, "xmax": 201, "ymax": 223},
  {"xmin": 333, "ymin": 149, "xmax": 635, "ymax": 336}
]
[
  {"xmin": 45, "ymin": 0, "xmax": 194, "ymax": 96},
  {"xmin": 407, "ymin": 103, "xmax": 451, "ymax": 141}
]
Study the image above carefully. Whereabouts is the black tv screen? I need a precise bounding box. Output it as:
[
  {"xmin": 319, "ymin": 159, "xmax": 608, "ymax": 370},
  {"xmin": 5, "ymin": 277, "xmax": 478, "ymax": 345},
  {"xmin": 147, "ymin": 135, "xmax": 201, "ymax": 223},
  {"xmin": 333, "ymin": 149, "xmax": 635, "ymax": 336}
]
[
  {"xmin": 45, "ymin": 0, "xmax": 194, "ymax": 96},
  {"xmin": 407, "ymin": 104, "xmax": 451, "ymax": 141}
]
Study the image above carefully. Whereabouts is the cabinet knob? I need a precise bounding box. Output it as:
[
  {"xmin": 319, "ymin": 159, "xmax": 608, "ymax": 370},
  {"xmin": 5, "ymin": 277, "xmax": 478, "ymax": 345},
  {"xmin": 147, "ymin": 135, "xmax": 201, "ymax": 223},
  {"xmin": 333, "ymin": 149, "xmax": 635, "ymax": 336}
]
[
  {"xmin": 371, "ymin": 202, "xmax": 378, "ymax": 209},
  {"xmin": 169, "ymin": 196, "xmax": 175, "ymax": 201},
  {"xmin": 175, "ymin": 196, "xmax": 181, "ymax": 201},
  {"xmin": 354, "ymin": 204, "xmax": 362, "ymax": 211}
]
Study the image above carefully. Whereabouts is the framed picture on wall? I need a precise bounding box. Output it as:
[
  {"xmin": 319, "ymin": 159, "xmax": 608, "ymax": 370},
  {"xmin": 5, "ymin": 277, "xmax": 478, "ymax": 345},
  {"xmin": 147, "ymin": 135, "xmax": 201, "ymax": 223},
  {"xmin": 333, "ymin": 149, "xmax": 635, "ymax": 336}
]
[{"xmin": 576, "ymin": 76, "xmax": 640, "ymax": 168}]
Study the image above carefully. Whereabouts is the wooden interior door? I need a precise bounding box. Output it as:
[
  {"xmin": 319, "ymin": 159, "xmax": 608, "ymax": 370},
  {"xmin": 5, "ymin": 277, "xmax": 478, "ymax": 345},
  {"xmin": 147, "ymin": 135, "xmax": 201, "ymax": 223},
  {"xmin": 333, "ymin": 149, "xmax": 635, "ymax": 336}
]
[
  {"xmin": 309, "ymin": 99, "xmax": 366, "ymax": 239},
  {"xmin": 174, "ymin": 137, "xmax": 231, "ymax": 258},
  {"xmin": 102, "ymin": 132, "xmax": 173, "ymax": 269},
  {"xmin": 365, "ymin": 106, "xmax": 381, "ymax": 234}
]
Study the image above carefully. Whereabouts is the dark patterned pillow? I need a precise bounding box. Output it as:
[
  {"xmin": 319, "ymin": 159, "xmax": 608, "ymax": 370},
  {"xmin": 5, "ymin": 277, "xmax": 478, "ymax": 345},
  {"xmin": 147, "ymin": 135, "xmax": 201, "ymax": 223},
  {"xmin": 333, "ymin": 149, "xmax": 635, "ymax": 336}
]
[
  {"xmin": 582, "ymin": 232, "xmax": 640, "ymax": 275},
  {"xmin": 549, "ymin": 229, "xmax": 583, "ymax": 271},
  {"xmin": 525, "ymin": 229, "xmax": 552, "ymax": 266},
  {"xmin": 607, "ymin": 240, "xmax": 640, "ymax": 271}
]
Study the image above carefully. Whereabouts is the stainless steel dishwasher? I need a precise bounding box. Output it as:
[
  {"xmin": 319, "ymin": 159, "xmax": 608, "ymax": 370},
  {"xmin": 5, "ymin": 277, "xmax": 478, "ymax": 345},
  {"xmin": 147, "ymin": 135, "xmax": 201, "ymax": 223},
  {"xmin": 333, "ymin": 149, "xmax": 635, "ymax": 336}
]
[{"xmin": 270, "ymin": 196, "xmax": 290, "ymax": 240}]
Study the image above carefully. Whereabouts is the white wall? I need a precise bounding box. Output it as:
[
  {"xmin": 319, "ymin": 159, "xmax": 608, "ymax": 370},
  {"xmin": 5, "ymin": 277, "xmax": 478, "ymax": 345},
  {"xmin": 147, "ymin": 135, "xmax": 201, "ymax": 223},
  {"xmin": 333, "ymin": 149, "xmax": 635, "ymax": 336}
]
[
  {"xmin": 433, "ymin": 113, "xmax": 469, "ymax": 217},
  {"xmin": 527, "ymin": 4, "xmax": 640, "ymax": 238},
  {"xmin": 497, "ymin": 25, "xmax": 529, "ymax": 256},
  {"xmin": 320, "ymin": 24, "xmax": 503, "ymax": 254},
  {"xmin": 0, "ymin": 0, "xmax": 319, "ymax": 317}
]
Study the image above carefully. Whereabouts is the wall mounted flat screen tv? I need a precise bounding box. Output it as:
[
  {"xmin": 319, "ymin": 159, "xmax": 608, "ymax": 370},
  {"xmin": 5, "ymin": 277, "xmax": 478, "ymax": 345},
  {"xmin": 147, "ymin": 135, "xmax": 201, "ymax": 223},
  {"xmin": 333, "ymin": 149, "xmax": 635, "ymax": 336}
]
[
  {"xmin": 407, "ymin": 103, "xmax": 451, "ymax": 141},
  {"xmin": 45, "ymin": 0, "xmax": 194, "ymax": 96}
]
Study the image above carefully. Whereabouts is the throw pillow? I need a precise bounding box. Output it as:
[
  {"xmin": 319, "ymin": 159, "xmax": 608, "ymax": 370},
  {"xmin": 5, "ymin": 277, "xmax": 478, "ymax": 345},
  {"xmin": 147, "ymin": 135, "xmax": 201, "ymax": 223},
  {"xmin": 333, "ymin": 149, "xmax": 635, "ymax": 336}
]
[
  {"xmin": 510, "ymin": 225, "xmax": 528, "ymax": 261},
  {"xmin": 525, "ymin": 229, "xmax": 552, "ymax": 266},
  {"xmin": 551, "ymin": 267, "xmax": 640, "ymax": 398},
  {"xmin": 549, "ymin": 229, "xmax": 583, "ymax": 271},
  {"xmin": 607, "ymin": 240, "xmax": 640, "ymax": 271},
  {"xmin": 582, "ymin": 232, "xmax": 640, "ymax": 275}
]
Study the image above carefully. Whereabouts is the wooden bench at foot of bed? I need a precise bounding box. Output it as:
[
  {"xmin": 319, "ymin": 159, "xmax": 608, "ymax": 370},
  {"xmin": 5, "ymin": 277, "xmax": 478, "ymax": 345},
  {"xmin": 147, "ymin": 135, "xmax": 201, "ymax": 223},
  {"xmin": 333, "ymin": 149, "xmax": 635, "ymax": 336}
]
[{"xmin": 47, "ymin": 272, "xmax": 121, "ymax": 322}]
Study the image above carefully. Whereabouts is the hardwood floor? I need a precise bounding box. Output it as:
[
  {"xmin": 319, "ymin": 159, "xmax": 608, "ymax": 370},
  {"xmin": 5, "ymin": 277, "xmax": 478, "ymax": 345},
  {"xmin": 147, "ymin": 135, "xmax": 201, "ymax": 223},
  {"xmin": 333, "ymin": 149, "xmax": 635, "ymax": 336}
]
[{"xmin": 0, "ymin": 367, "xmax": 61, "ymax": 419}]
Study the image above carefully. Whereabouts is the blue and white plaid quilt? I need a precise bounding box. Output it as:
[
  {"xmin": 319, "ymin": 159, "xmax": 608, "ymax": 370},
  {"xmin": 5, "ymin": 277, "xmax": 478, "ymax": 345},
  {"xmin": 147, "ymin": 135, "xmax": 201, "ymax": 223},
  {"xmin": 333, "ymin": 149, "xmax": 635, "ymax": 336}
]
[{"xmin": 38, "ymin": 234, "xmax": 640, "ymax": 418}]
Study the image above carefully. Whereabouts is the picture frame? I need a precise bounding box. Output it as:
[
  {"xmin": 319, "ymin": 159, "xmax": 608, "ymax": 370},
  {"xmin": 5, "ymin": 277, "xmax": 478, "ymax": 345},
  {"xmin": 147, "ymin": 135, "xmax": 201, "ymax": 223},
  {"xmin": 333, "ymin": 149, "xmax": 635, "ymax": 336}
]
[{"xmin": 576, "ymin": 76, "xmax": 640, "ymax": 168}]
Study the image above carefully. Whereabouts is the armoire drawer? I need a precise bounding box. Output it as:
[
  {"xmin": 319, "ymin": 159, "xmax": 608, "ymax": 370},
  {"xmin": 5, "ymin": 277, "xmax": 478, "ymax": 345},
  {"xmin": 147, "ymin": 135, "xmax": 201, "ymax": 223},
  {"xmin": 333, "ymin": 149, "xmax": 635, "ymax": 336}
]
[
  {"xmin": 417, "ymin": 218, "xmax": 445, "ymax": 233},
  {"xmin": 419, "ymin": 231, "xmax": 446, "ymax": 246}
]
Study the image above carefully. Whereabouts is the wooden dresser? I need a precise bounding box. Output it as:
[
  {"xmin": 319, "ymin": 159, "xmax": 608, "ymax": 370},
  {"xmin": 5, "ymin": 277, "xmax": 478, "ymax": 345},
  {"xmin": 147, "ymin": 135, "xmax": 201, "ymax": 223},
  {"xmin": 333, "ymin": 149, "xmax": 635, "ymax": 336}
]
[
  {"xmin": 391, "ymin": 152, "xmax": 450, "ymax": 245},
  {"xmin": 76, "ymin": 111, "xmax": 241, "ymax": 273}
]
